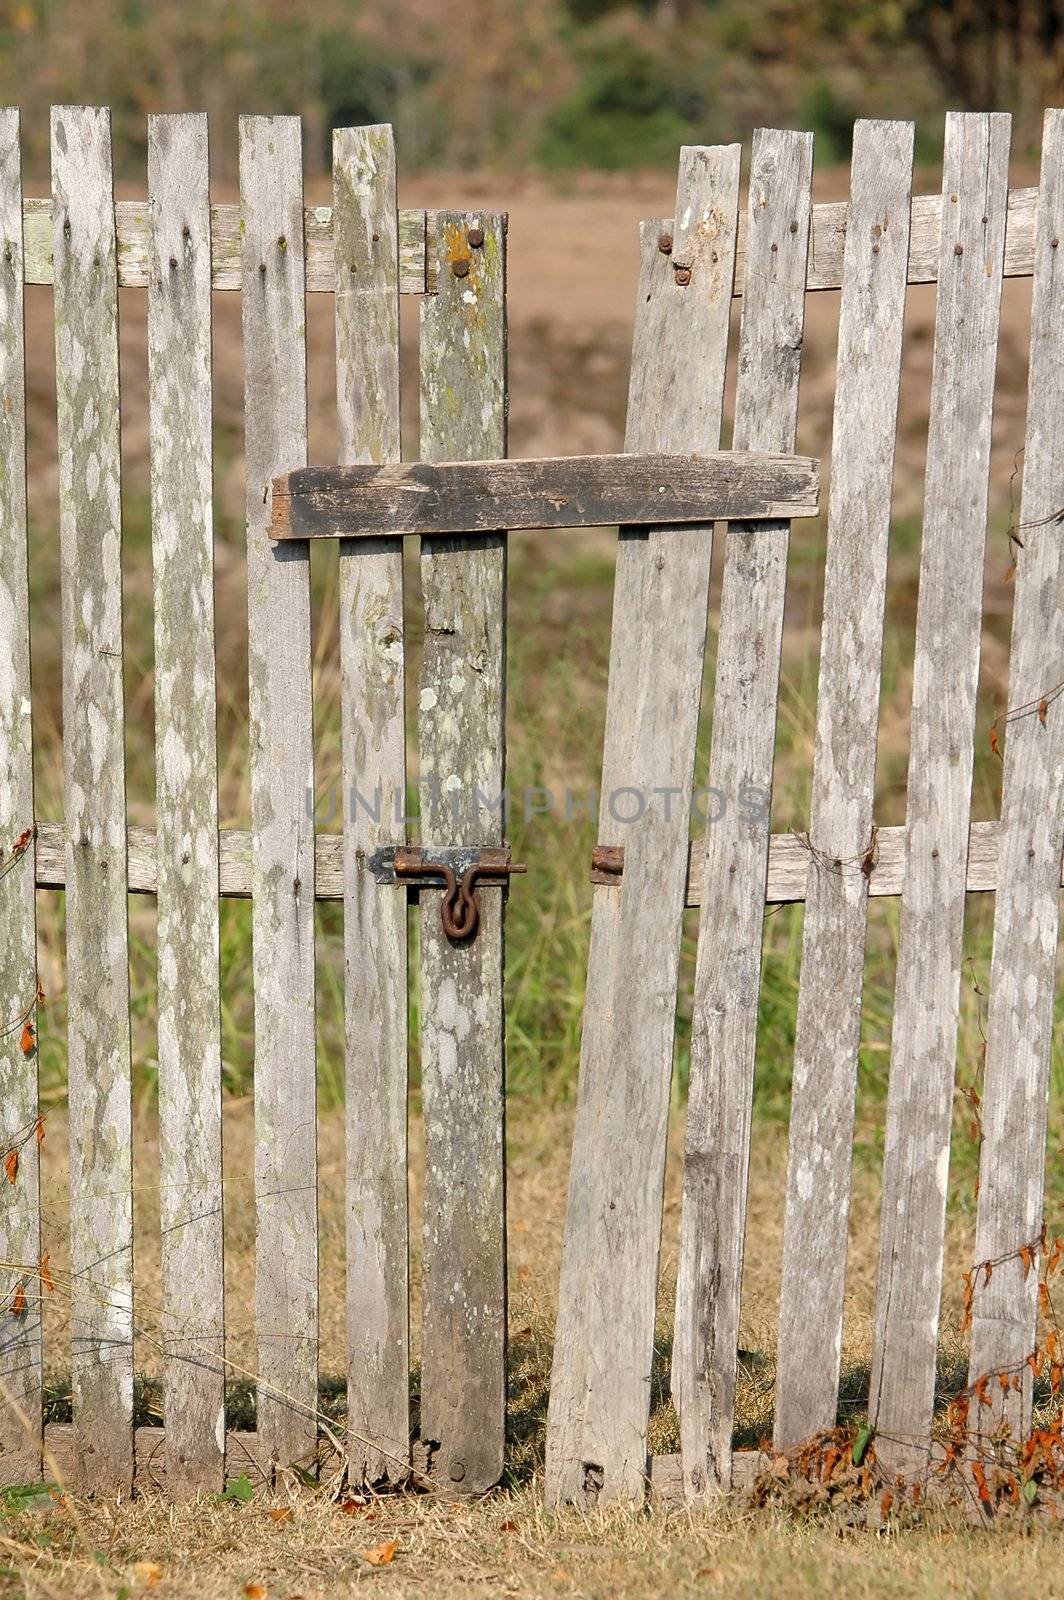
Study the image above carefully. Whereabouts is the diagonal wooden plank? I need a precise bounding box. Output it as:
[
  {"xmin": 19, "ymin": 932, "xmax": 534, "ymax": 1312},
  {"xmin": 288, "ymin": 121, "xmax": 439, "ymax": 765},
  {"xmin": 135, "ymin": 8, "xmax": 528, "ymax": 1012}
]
[
  {"xmin": 239, "ymin": 115, "xmax": 318, "ymax": 1472},
  {"xmin": 147, "ymin": 112, "xmax": 225, "ymax": 1496},
  {"xmin": 967, "ymin": 108, "xmax": 1064, "ymax": 1432},
  {"xmin": 0, "ymin": 106, "xmax": 41, "ymax": 1485},
  {"xmin": 52, "ymin": 103, "xmax": 134, "ymax": 1494},
  {"xmin": 333, "ymin": 123, "xmax": 410, "ymax": 1488},
  {"xmin": 773, "ymin": 120, "xmax": 914, "ymax": 1450},
  {"xmin": 545, "ymin": 145, "xmax": 742, "ymax": 1508},
  {"xmin": 674, "ymin": 127, "xmax": 813, "ymax": 1498},
  {"xmin": 869, "ymin": 111, "xmax": 1012, "ymax": 1480},
  {"xmin": 417, "ymin": 210, "xmax": 507, "ymax": 1494}
]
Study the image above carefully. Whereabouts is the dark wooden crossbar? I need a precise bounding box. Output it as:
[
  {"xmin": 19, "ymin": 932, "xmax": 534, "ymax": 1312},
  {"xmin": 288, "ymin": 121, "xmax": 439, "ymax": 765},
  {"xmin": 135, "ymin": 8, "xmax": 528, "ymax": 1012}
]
[{"xmin": 269, "ymin": 451, "xmax": 819, "ymax": 540}]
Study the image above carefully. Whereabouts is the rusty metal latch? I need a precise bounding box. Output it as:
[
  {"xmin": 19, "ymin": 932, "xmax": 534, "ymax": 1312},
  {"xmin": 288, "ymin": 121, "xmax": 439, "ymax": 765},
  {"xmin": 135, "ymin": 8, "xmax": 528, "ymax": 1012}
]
[
  {"xmin": 368, "ymin": 844, "xmax": 526, "ymax": 943},
  {"xmin": 590, "ymin": 844, "xmax": 624, "ymax": 884}
]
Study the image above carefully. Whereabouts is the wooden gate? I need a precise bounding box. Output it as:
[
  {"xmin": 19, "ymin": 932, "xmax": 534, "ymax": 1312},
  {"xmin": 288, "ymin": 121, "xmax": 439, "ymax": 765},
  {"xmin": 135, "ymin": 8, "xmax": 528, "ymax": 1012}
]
[
  {"xmin": 1, "ymin": 102, "xmax": 1061, "ymax": 1507},
  {"xmin": 0, "ymin": 107, "xmax": 513, "ymax": 1496},
  {"xmin": 546, "ymin": 108, "xmax": 1064, "ymax": 1505}
]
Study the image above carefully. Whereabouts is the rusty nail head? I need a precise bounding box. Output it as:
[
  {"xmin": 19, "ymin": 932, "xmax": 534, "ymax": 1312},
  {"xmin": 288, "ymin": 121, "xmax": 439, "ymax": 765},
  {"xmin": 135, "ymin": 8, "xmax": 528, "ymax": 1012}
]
[
  {"xmin": 657, "ymin": 231, "xmax": 673, "ymax": 254},
  {"xmin": 674, "ymin": 265, "xmax": 692, "ymax": 286},
  {"xmin": 467, "ymin": 226, "xmax": 485, "ymax": 248},
  {"xmin": 452, "ymin": 256, "xmax": 471, "ymax": 278}
]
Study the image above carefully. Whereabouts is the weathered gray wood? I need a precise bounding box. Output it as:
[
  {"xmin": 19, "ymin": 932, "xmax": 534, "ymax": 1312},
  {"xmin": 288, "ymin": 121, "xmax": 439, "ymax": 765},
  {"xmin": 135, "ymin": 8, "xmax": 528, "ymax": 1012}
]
[
  {"xmin": 773, "ymin": 122, "xmax": 914, "ymax": 1449},
  {"xmin": 870, "ymin": 112, "xmax": 1012, "ymax": 1480},
  {"xmin": 239, "ymin": 115, "xmax": 318, "ymax": 1471},
  {"xmin": 545, "ymin": 146, "xmax": 741, "ymax": 1507},
  {"xmin": 0, "ymin": 108, "xmax": 41, "ymax": 1485},
  {"xmin": 271, "ymin": 452, "xmax": 819, "ymax": 540},
  {"xmin": 30, "ymin": 812, "xmax": 1037, "ymax": 907},
  {"xmin": 52, "ymin": 104, "xmax": 134, "ymax": 1494},
  {"xmin": 147, "ymin": 113, "xmax": 225, "ymax": 1496},
  {"xmin": 968, "ymin": 108, "xmax": 1064, "ymax": 1431},
  {"xmin": 333, "ymin": 124, "xmax": 409, "ymax": 1487},
  {"xmin": 23, "ymin": 197, "xmax": 432, "ymax": 293},
  {"xmin": 18, "ymin": 187, "xmax": 1041, "ymax": 295},
  {"xmin": 674, "ymin": 127, "xmax": 813, "ymax": 1497},
  {"xmin": 417, "ymin": 211, "xmax": 507, "ymax": 1493}
]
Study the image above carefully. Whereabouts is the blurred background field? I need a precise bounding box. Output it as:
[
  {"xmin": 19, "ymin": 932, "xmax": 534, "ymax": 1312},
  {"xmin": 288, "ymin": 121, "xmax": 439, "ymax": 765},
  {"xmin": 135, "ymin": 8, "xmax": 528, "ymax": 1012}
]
[{"xmin": 5, "ymin": 0, "xmax": 1062, "ymax": 1492}]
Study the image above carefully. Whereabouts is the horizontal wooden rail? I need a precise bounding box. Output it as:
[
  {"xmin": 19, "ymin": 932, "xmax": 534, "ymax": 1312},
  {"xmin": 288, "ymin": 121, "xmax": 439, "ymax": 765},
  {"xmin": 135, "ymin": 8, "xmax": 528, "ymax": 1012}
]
[
  {"xmin": 31, "ymin": 817, "xmax": 1043, "ymax": 905},
  {"xmin": 23, "ymin": 199, "xmax": 435, "ymax": 294},
  {"xmin": 20, "ymin": 185, "xmax": 1038, "ymax": 300},
  {"xmin": 674, "ymin": 182, "xmax": 1037, "ymax": 294},
  {"xmin": 270, "ymin": 452, "xmax": 820, "ymax": 540}
]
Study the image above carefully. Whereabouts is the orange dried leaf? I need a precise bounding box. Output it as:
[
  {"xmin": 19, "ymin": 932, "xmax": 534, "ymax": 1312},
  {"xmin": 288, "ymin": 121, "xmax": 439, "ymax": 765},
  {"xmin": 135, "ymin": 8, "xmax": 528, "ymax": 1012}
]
[
  {"xmin": 989, "ymin": 724, "xmax": 1001, "ymax": 757},
  {"xmin": 1040, "ymin": 1283, "xmax": 1053, "ymax": 1320},
  {"xmin": 10, "ymin": 828, "xmax": 32, "ymax": 857},
  {"xmin": 34, "ymin": 1115, "xmax": 44, "ymax": 1146},
  {"xmin": 974, "ymin": 1374, "xmax": 992, "ymax": 1406},
  {"xmin": 268, "ymin": 1506, "xmax": 291, "ymax": 1524},
  {"xmin": 362, "ymin": 1538, "xmax": 397, "ymax": 1567},
  {"xmin": 880, "ymin": 1488, "xmax": 894, "ymax": 1518},
  {"xmin": 498, "ymin": 1519, "xmax": 519, "ymax": 1533},
  {"xmin": 38, "ymin": 1252, "xmax": 54, "ymax": 1292},
  {"xmin": 983, "ymin": 1261, "xmax": 994, "ymax": 1288},
  {"xmin": 19, "ymin": 1021, "xmax": 35, "ymax": 1057},
  {"xmin": 1039, "ymin": 698, "xmax": 1049, "ymax": 726},
  {"xmin": 3, "ymin": 1149, "xmax": 17, "ymax": 1185},
  {"xmin": 35, "ymin": 981, "xmax": 45, "ymax": 1007},
  {"xmin": 10, "ymin": 1280, "xmax": 26, "ymax": 1317},
  {"xmin": 1020, "ymin": 1244, "xmax": 1035, "ymax": 1279},
  {"xmin": 243, "ymin": 1586, "xmax": 267, "ymax": 1600},
  {"xmin": 1047, "ymin": 1237, "xmax": 1064, "ymax": 1275},
  {"xmin": 132, "ymin": 1561, "xmax": 162, "ymax": 1588}
]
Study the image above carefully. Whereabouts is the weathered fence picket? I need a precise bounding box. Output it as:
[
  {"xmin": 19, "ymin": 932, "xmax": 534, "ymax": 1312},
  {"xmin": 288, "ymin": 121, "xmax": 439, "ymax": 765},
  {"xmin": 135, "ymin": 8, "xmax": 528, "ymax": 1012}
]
[
  {"xmin": 416, "ymin": 210, "xmax": 508, "ymax": 1493},
  {"xmin": 674, "ymin": 127, "xmax": 813, "ymax": 1497},
  {"xmin": 332, "ymin": 122, "xmax": 410, "ymax": 1487},
  {"xmin": 869, "ymin": 111, "xmax": 1012, "ymax": 1479},
  {"xmin": 546, "ymin": 144, "xmax": 741, "ymax": 1507},
  {"xmin": 239, "ymin": 114, "xmax": 318, "ymax": 1472},
  {"xmin": 0, "ymin": 106, "xmax": 39, "ymax": 1486},
  {"xmin": 774, "ymin": 119, "xmax": 914, "ymax": 1450},
  {"xmin": 53, "ymin": 104, "xmax": 135, "ymax": 1495},
  {"xmin": 1, "ymin": 100, "xmax": 1060, "ymax": 1509},
  {"xmin": 968, "ymin": 106, "xmax": 1064, "ymax": 1433},
  {"xmin": 147, "ymin": 111, "xmax": 225, "ymax": 1495}
]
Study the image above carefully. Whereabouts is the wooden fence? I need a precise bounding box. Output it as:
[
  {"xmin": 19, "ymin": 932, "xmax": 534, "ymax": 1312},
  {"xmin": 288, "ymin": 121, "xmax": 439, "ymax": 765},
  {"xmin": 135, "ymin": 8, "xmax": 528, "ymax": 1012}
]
[{"xmin": 0, "ymin": 103, "xmax": 1061, "ymax": 1507}]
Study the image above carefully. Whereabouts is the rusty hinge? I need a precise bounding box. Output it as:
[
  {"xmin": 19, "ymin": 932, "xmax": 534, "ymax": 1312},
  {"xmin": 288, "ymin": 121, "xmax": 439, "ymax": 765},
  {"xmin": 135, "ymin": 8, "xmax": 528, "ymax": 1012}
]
[{"xmin": 368, "ymin": 843, "xmax": 526, "ymax": 943}]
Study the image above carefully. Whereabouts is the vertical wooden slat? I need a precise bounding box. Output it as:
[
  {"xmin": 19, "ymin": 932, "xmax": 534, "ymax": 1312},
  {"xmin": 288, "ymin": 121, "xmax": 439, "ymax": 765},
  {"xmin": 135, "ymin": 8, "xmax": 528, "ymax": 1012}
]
[
  {"xmin": 968, "ymin": 108, "xmax": 1064, "ymax": 1430},
  {"xmin": 239, "ymin": 115, "xmax": 317, "ymax": 1470},
  {"xmin": 148, "ymin": 112, "xmax": 225, "ymax": 1494},
  {"xmin": 545, "ymin": 147, "xmax": 741, "ymax": 1507},
  {"xmin": 333, "ymin": 124, "xmax": 409, "ymax": 1487},
  {"xmin": 870, "ymin": 111, "xmax": 1011, "ymax": 1478},
  {"xmin": 52, "ymin": 103, "xmax": 134, "ymax": 1493},
  {"xmin": 674, "ymin": 127, "xmax": 813, "ymax": 1497},
  {"xmin": 773, "ymin": 121, "xmax": 914, "ymax": 1449},
  {"xmin": 417, "ymin": 211, "xmax": 507, "ymax": 1493},
  {"xmin": 0, "ymin": 107, "xmax": 41, "ymax": 1483}
]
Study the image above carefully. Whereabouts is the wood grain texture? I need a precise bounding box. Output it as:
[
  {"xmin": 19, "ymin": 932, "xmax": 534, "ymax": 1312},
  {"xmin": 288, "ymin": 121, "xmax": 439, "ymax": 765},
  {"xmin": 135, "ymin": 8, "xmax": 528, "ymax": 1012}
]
[
  {"xmin": 30, "ymin": 813, "xmax": 1034, "ymax": 906},
  {"xmin": 967, "ymin": 108, "xmax": 1064, "ymax": 1430},
  {"xmin": 271, "ymin": 452, "xmax": 819, "ymax": 539},
  {"xmin": 333, "ymin": 124, "xmax": 409, "ymax": 1487},
  {"xmin": 23, "ymin": 198, "xmax": 432, "ymax": 292},
  {"xmin": 417, "ymin": 211, "xmax": 507, "ymax": 1494},
  {"xmin": 52, "ymin": 104, "xmax": 134, "ymax": 1494},
  {"xmin": 147, "ymin": 113, "xmax": 225, "ymax": 1496},
  {"xmin": 869, "ymin": 111, "xmax": 1012, "ymax": 1479},
  {"xmin": 545, "ymin": 145, "xmax": 741, "ymax": 1507},
  {"xmin": 0, "ymin": 107, "xmax": 41, "ymax": 1484},
  {"xmin": 239, "ymin": 116, "xmax": 318, "ymax": 1472},
  {"xmin": 18, "ymin": 187, "xmax": 1040, "ymax": 295},
  {"xmin": 773, "ymin": 121, "xmax": 914, "ymax": 1449},
  {"xmin": 674, "ymin": 127, "xmax": 812, "ymax": 1497}
]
